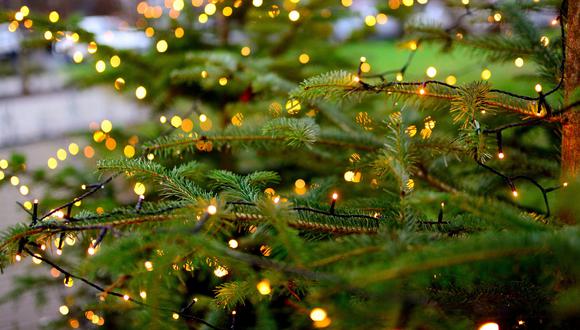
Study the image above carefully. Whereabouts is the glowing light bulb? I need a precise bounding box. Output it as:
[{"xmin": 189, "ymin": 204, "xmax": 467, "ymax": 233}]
[
  {"xmin": 123, "ymin": 295, "xmax": 130, "ymax": 301},
  {"xmin": 512, "ymin": 190, "xmax": 518, "ymax": 197},
  {"xmin": 59, "ymin": 305, "xmax": 69, "ymax": 315},
  {"xmin": 56, "ymin": 248, "xmax": 63, "ymax": 256},
  {"xmin": 332, "ymin": 192, "xmax": 338, "ymax": 200},
  {"xmin": 15, "ymin": 254, "xmax": 22, "ymax": 262},
  {"xmin": 88, "ymin": 246, "xmax": 95, "ymax": 255},
  {"xmin": 535, "ymin": 84, "xmax": 542, "ymax": 93},
  {"xmin": 64, "ymin": 277, "xmax": 74, "ymax": 287},
  {"xmin": 563, "ymin": 182, "xmax": 568, "ymax": 187},
  {"xmin": 256, "ymin": 279, "xmax": 272, "ymax": 295},
  {"xmin": 144, "ymin": 261, "xmax": 153, "ymax": 271},
  {"xmin": 310, "ymin": 308, "xmax": 327, "ymax": 322},
  {"xmin": 228, "ymin": 239, "xmax": 238, "ymax": 249},
  {"xmin": 172, "ymin": 313, "xmax": 180, "ymax": 320},
  {"xmin": 498, "ymin": 152, "xmax": 504, "ymax": 159},
  {"xmin": 207, "ymin": 205, "xmax": 217, "ymax": 215},
  {"xmin": 140, "ymin": 291, "xmax": 147, "ymax": 299},
  {"xmin": 273, "ymin": 196, "xmax": 280, "ymax": 204},
  {"xmin": 478, "ymin": 322, "xmax": 499, "ymax": 330},
  {"xmin": 419, "ymin": 88, "xmax": 426, "ymax": 95}
]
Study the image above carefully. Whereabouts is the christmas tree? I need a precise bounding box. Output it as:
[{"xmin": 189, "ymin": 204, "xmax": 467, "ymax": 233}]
[{"xmin": 1, "ymin": 1, "xmax": 579, "ymax": 329}]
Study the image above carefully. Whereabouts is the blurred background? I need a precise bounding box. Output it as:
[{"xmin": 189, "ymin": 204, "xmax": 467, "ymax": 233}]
[{"xmin": 0, "ymin": 0, "xmax": 559, "ymax": 328}]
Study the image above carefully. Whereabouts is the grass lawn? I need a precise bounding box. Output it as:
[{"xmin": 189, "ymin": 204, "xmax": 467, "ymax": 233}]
[{"xmin": 338, "ymin": 40, "xmax": 542, "ymax": 96}]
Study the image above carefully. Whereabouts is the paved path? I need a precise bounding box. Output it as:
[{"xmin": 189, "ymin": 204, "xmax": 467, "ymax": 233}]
[{"xmin": 0, "ymin": 80, "xmax": 150, "ymax": 328}]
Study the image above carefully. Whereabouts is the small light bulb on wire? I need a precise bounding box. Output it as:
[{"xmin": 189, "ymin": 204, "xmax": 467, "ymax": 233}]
[
  {"xmin": 15, "ymin": 254, "xmax": 22, "ymax": 262},
  {"xmin": 207, "ymin": 205, "xmax": 217, "ymax": 215},
  {"xmin": 498, "ymin": 152, "xmax": 504, "ymax": 159},
  {"xmin": 512, "ymin": 189, "xmax": 518, "ymax": 197},
  {"xmin": 535, "ymin": 83, "xmax": 542, "ymax": 93}
]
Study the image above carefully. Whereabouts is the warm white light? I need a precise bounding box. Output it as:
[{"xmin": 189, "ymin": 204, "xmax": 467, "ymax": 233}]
[
  {"xmin": 310, "ymin": 308, "xmax": 327, "ymax": 322},
  {"xmin": 207, "ymin": 205, "xmax": 217, "ymax": 215},
  {"xmin": 535, "ymin": 84, "xmax": 542, "ymax": 93},
  {"xmin": 498, "ymin": 152, "xmax": 504, "ymax": 159},
  {"xmin": 478, "ymin": 322, "xmax": 499, "ymax": 330}
]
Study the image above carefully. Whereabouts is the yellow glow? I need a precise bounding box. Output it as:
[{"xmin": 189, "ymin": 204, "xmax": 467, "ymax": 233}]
[
  {"xmin": 445, "ymin": 75, "xmax": 457, "ymax": 85},
  {"xmin": 289, "ymin": 10, "xmax": 300, "ymax": 22},
  {"xmin": 198, "ymin": 14, "xmax": 208, "ymax": 23},
  {"xmin": 204, "ymin": 3, "xmax": 217, "ymax": 15},
  {"xmin": 172, "ymin": 313, "xmax": 180, "ymax": 320},
  {"xmin": 95, "ymin": 60, "xmax": 106, "ymax": 73},
  {"xmin": 219, "ymin": 77, "xmax": 228, "ymax": 86},
  {"xmin": 136, "ymin": 86, "xmax": 147, "ymax": 99},
  {"xmin": 140, "ymin": 291, "xmax": 147, "ymax": 299},
  {"xmin": 59, "ymin": 305, "xmax": 69, "ymax": 315},
  {"xmin": 268, "ymin": 5, "xmax": 281, "ymax": 18},
  {"xmin": 0, "ymin": 159, "xmax": 7, "ymax": 169},
  {"xmin": 57, "ymin": 148, "xmax": 67, "ymax": 161},
  {"xmin": 207, "ymin": 205, "xmax": 217, "ymax": 215},
  {"xmin": 123, "ymin": 295, "xmax": 130, "ymax": 301},
  {"xmin": 426, "ymin": 66, "xmax": 437, "ymax": 78},
  {"xmin": 134, "ymin": 182, "xmax": 146, "ymax": 195},
  {"xmin": 417, "ymin": 0, "xmax": 428, "ymax": 4},
  {"xmin": 481, "ymin": 69, "xmax": 492, "ymax": 80},
  {"xmin": 144, "ymin": 261, "xmax": 153, "ymax": 271},
  {"xmin": 160, "ymin": 115, "xmax": 167, "ymax": 123},
  {"xmin": 87, "ymin": 42, "xmax": 98, "ymax": 54},
  {"xmin": 295, "ymin": 179, "xmax": 306, "ymax": 188},
  {"xmin": 147, "ymin": 153, "xmax": 154, "ymax": 160},
  {"xmin": 419, "ymin": 88, "xmax": 426, "ymax": 95},
  {"xmin": 20, "ymin": 6, "xmax": 30, "ymax": 16},
  {"xmin": 213, "ymin": 266, "xmax": 228, "ymax": 277},
  {"xmin": 93, "ymin": 130, "xmax": 106, "ymax": 143},
  {"xmin": 341, "ymin": 0, "xmax": 353, "ymax": 6},
  {"xmin": 49, "ymin": 11, "xmax": 60, "ymax": 23},
  {"xmin": 241, "ymin": 46, "xmax": 251, "ymax": 56},
  {"xmin": 23, "ymin": 201, "xmax": 32, "ymax": 209},
  {"xmin": 173, "ymin": 0, "xmax": 185, "ymax": 11},
  {"xmin": 201, "ymin": 70, "xmax": 208, "ymax": 78},
  {"xmin": 377, "ymin": 13, "xmax": 388, "ymax": 25},
  {"xmin": 124, "ymin": 145, "xmax": 136, "ymax": 158},
  {"xmin": 199, "ymin": 114, "xmax": 208, "ymax": 122},
  {"xmin": 175, "ymin": 27, "xmax": 184, "ymax": 38},
  {"xmin": 0, "ymin": 171, "xmax": 4, "ymax": 181},
  {"xmin": 114, "ymin": 77, "xmax": 125, "ymax": 90},
  {"xmin": 101, "ymin": 120, "xmax": 113, "ymax": 133},
  {"xmin": 396, "ymin": 72, "xmax": 404, "ymax": 81},
  {"xmin": 48, "ymin": 158, "xmax": 58, "ymax": 170},
  {"xmin": 299, "ymin": 53, "xmax": 310, "ymax": 64},
  {"xmin": 228, "ymin": 239, "xmax": 238, "ymax": 249},
  {"xmin": 286, "ymin": 99, "xmax": 301, "ymax": 114},
  {"xmin": 253, "ymin": 0, "xmax": 263, "ymax": 7},
  {"xmin": 402, "ymin": 0, "xmax": 414, "ymax": 6},
  {"xmin": 479, "ymin": 322, "xmax": 499, "ymax": 330},
  {"xmin": 535, "ymin": 84, "xmax": 542, "ymax": 93},
  {"xmin": 223, "ymin": 6, "xmax": 233, "ymax": 16},
  {"xmin": 19, "ymin": 185, "xmax": 29, "ymax": 196},
  {"xmin": 493, "ymin": 13, "xmax": 502, "ymax": 22},
  {"xmin": 73, "ymin": 51, "xmax": 83, "ymax": 63},
  {"xmin": 498, "ymin": 152, "xmax": 505, "ymax": 159},
  {"xmin": 361, "ymin": 62, "xmax": 371, "ymax": 73},
  {"xmin": 110, "ymin": 55, "xmax": 121, "ymax": 67},
  {"xmin": 310, "ymin": 308, "xmax": 327, "ymax": 322},
  {"xmin": 514, "ymin": 57, "xmax": 524, "ymax": 67},
  {"xmin": 332, "ymin": 192, "xmax": 338, "ymax": 200},
  {"xmin": 256, "ymin": 279, "xmax": 272, "ymax": 295},
  {"xmin": 156, "ymin": 40, "xmax": 168, "ymax": 53},
  {"xmin": 344, "ymin": 171, "xmax": 354, "ymax": 182},
  {"xmin": 68, "ymin": 143, "xmax": 79, "ymax": 155},
  {"xmin": 64, "ymin": 277, "xmax": 74, "ymax": 287},
  {"xmin": 365, "ymin": 15, "xmax": 376, "ymax": 27},
  {"xmin": 462, "ymin": 0, "xmax": 470, "ymax": 4},
  {"xmin": 170, "ymin": 116, "xmax": 182, "ymax": 128}
]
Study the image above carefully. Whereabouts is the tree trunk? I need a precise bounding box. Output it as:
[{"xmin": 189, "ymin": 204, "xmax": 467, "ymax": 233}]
[{"xmin": 562, "ymin": 0, "xmax": 580, "ymax": 178}]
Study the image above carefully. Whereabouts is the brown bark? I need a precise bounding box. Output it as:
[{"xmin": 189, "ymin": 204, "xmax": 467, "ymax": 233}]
[{"xmin": 562, "ymin": 0, "xmax": 580, "ymax": 178}]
